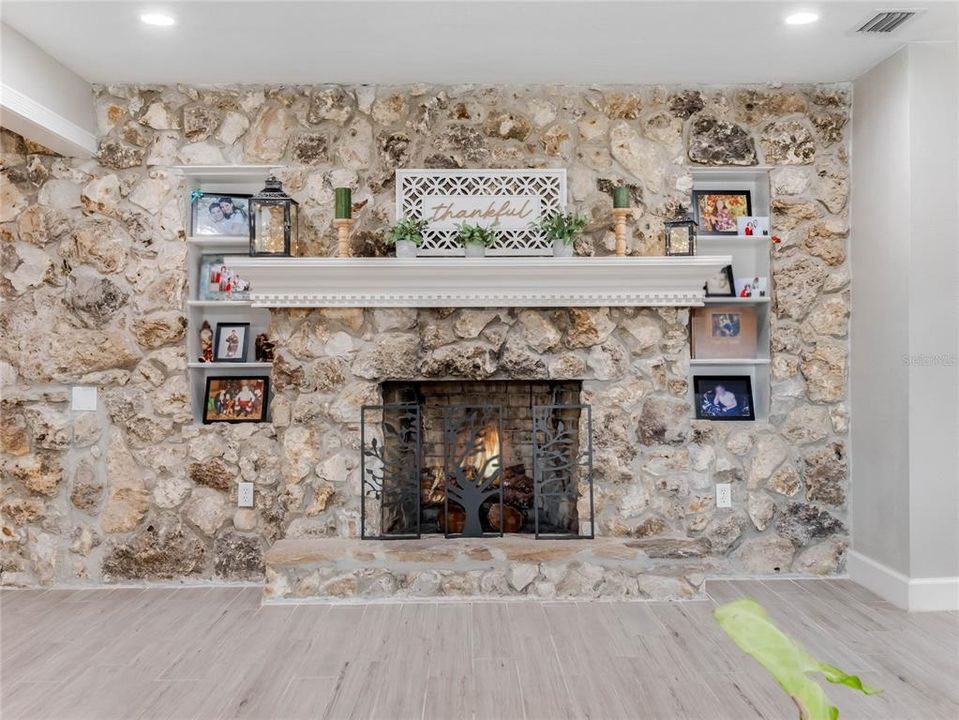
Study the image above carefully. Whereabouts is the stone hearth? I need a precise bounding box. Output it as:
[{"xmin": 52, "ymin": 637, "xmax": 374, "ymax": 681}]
[{"xmin": 264, "ymin": 537, "xmax": 721, "ymax": 601}]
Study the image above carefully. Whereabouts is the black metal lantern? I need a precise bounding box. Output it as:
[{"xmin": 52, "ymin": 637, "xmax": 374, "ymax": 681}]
[
  {"xmin": 664, "ymin": 215, "xmax": 698, "ymax": 257},
  {"xmin": 249, "ymin": 176, "xmax": 298, "ymax": 257}
]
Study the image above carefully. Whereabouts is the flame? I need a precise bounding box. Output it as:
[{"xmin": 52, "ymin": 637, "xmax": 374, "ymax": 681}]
[{"xmin": 467, "ymin": 424, "xmax": 501, "ymax": 481}]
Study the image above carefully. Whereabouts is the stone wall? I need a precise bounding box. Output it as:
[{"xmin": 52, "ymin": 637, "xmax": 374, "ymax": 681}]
[{"xmin": 1, "ymin": 83, "xmax": 851, "ymax": 586}]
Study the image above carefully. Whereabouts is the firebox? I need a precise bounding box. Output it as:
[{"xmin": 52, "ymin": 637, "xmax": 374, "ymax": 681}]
[{"xmin": 360, "ymin": 381, "xmax": 593, "ymax": 540}]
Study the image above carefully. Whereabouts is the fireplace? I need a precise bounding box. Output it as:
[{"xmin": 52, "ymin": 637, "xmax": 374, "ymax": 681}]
[{"xmin": 360, "ymin": 381, "xmax": 593, "ymax": 540}]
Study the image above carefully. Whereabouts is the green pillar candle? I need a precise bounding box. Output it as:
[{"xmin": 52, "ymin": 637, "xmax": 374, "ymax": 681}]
[
  {"xmin": 612, "ymin": 186, "xmax": 630, "ymax": 209},
  {"xmin": 334, "ymin": 187, "xmax": 352, "ymax": 219}
]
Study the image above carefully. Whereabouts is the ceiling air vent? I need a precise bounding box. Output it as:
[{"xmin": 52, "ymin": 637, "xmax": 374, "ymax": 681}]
[{"xmin": 856, "ymin": 10, "xmax": 918, "ymax": 33}]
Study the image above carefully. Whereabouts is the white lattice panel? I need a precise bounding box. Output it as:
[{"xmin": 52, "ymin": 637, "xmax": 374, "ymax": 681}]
[{"xmin": 396, "ymin": 169, "xmax": 567, "ymax": 256}]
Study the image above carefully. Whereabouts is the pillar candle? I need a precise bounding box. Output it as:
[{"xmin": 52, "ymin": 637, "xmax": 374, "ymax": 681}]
[
  {"xmin": 334, "ymin": 188, "xmax": 352, "ymax": 219},
  {"xmin": 612, "ymin": 186, "xmax": 630, "ymax": 209}
]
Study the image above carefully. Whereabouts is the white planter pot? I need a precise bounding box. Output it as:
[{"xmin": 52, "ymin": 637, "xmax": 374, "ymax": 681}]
[
  {"xmin": 464, "ymin": 243, "xmax": 486, "ymax": 258},
  {"xmin": 553, "ymin": 238, "xmax": 574, "ymax": 257},
  {"xmin": 395, "ymin": 240, "xmax": 418, "ymax": 258}
]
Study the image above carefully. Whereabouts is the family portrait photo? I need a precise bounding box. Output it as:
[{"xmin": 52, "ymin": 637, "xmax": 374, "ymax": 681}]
[
  {"xmin": 693, "ymin": 190, "xmax": 752, "ymax": 234},
  {"xmin": 213, "ymin": 322, "xmax": 250, "ymax": 362},
  {"xmin": 199, "ymin": 255, "xmax": 253, "ymax": 301},
  {"xmin": 192, "ymin": 193, "xmax": 251, "ymax": 236},
  {"xmin": 694, "ymin": 375, "xmax": 755, "ymax": 420},
  {"xmin": 202, "ymin": 377, "xmax": 270, "ymax": 423}
]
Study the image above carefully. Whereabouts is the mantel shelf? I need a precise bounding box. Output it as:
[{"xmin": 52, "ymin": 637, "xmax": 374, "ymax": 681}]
[{"xmin": 226, "ymin": 256, "xmax": 733, "ymax": 309}]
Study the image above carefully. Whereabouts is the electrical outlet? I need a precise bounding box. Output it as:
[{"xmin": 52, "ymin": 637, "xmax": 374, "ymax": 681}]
[
  {"xmin": 716, "ymin": 483, "xmax": 732, "ymax": 508},
  {"xmin": 237, "ymin": 482, "xmax": 254, "ymax": 508}
]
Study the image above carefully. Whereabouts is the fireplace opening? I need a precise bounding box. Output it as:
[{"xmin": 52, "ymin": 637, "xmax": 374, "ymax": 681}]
[{"xmin": 360, "ymin": 381, "xmax": 593, "ymax": 540}]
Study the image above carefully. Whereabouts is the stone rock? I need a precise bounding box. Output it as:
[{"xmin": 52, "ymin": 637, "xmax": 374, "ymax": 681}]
[
  {"xmin": 541, "ymin": 124, "xmax": 571, "ymax": 156},
  {"xmin": 213, "ymin": 532, "xmax": 264, "ymax": 580},
  {"xmin": 81, "ymin": 174, "xmax": 121, "ymax": 214},
  {"xmin": 566, "ymin": 308, "xmax": 615, "ymax": 348},
  {"xmin": 102, "ymin": 520, "xmax": 207, "ymax": 580},
  {"xmin": 24, "ymin": 406, "xmax": 72, "ymax": 449},
  {"xmin": 732, "ymin": 536, "xmax": 795, "ymax": 574},
  {"xmin": 28, "ymin": 530, "xmax": 58, "ymax": 584},
  {"xmin": 638, "ymin": 397, "xmax": 691, "ymax": 445},
  {"xmin": 132, "ymin": 312, "xmax": 186, "ymax": 349},
  {"xmin": 291, "ymin": 132, "xmax": 329, "ymax": 164},
  {"xmin": 776, "ymin": 502, "xmax": 846, "ymax": 547},
  {"xmin": 803, "ymin": 442, "xmax": 847, "ymax": 507},
  {"xmin": 7, "ymin": 454, "xmax": 63, "ymax": 497},
  {"xmin": 767, "ymin": 463, "xmax": 801, "ymax": 497},
  {"xmin": 527, "ymin": 98, "xmax": 556, "ymax": 127},
  {"xmin": 5, "ymin": 243, "xmax": 53, "ymax": 294},
  {"xmin": 182, "ymin": 104, "xmax": 220, "ymax": 141},
  {"xmin": 337, "ymin": 119, "xmax": 374, "ymax": 168},
  {"xmin": 97, "ymin": 139, "xmax": 145, "ymax": 169},
  {"xmin": 185, "ymin": 487, "xmax": 228, "ymax": 536},
  {"xmin": 217, "ymin": 111, "xmax": 250, "ymax": 144},
  {"xmin": 734, "ymin": 90, "xmax": 807, "ymax": 125},
  {"xmin": 453, "ymin": 310, "xmax": 498, "ymax": 339},
  {"xmin": 482, "ymin": 111, "xmax": 532, "ymax": 140},
  {"xmin": 233, "ymin": 508, "xmax": 258, "ymax": 531},
  {"xmin": 793, "ymin": 539, "xmax": 846, "ymax": 575},
  {"xmin": 507, "ymin": 563, "xmax": 539, "ymax": 592},
  {"xmin": 189, "ymin": 460, "xmax": 234, "ymax": 492},
  {"xmin": 70, "ymin": 460, "xmax": 102, "ymax": 513},
  {"xmin": 667, "ymin": 90, "xmax": 705, "ymax": 119},
  {"xmin": 153, "ymin": 474, "xmax": 192, "ymax": 509},
  {"xmin": 578, "ymin": 114, "xmax": 609, "ymax": 141},
  {"xmin": 628, "ymin": 538, "xmax": 710, "ymax": 558},
  {"xmin": 436, "ymin": 125, "xmax": 488, "ymax": 164},
  {"xmin": 621, "ymin": 313, "xmax": 663, "ymax": 352},
  {"xmin": 726, "ymin": 430, "xmax": 753, "ymax": 456},
  {"xmin": 146, "ymin": 132, "xmax": 179, "ymax": 165},
  {"xmin": 517, "ymin": 310, "xmax": 561, "ymax": 353},
  {"xmin": 71, "ymin": 526, "xmax": 100, "ymax": 556},
  {"xmin": 499, "ymin": 343, "xmax": 548, "ymax": 379},
  {"xmin": 830, "ymin": 404, "xmax": 849, "ymax": 434},
  {"xmin": 803, "ymin": 221, "xmax": 848, "ymax": 266},
  {"xmin": 747, "ymin": 492, "xmax": 776, "ymax": 531},
  {"xmin": 1, "ymin": 496, "xmax": 46, "ymax": 525},
  {"xmin": 308, "ymin": 87, "xmax": 353, "ymax": 124},
  {"xmin": 643, "ymin": 111, "xmax": 683, "ymax": 148},
  {"xmin": 419, "ymin": 342, "xmax": 498, "ymax": 379},
  {"xmin": 610, "ymin": 122, "xmax": 665, "ymax": 192},
  {"xmin": 702, "ymin": 512, "xmax": 746, "ymax": 553},
  {"xmin": 329, "ymin": 381, "xmax": 380, "ymax": 423},
  {"xmin": 371, "ymin": 94, "xmax": 408, "ymax": 125},
  {"xmin": 801, "ymin": 341, "xmax": 847, "ymax": 403},
  {"xmin": 687, "ymin": 115, "xmax": 757, "ymax": 166},
  {"xmin": 64, "ymin": 218, "xmax": 128, "ymax": 274},
  {"xmin": 16, "ymin": 205, "xmax": 51, "ymax": 246},
  {"xmin": 748, "ymin": 435, "xmax": 789, "ymax": 487},
  {"xmin": 101, "ymin": 434, "xmax": 149, "ymax": 533},
  {"xmin": 815, "ymin": 156, "xmax": 849, "ymax": 213},
  {"xmin": 803, "ymin": 295, "xmax": 849, "ymax": 339},
  {"xmin": 139, "ymin": 101, "xmax": 177, "ymax": 130},
  {"xmin": 373, "ymin": 308, "xmax": 417, "ymax": 333},
  {"xmin": 306, "ymin": 484, "xmax": 335, "ymax": 516},
  {"xmin": 587, "ymin": 342, "xmax": 627, "ymax": 380},
  {"xmin": 773, "ymin": 254, "xmax": 826, "ymax": 320},
  {"xmin": 176, "ymin": 142, "xmax": 224, "ymax": 165},
  {"xmin": 245, "ymin": 105, "xmax": 297, "ymax": 162},
  {"xmin": 351, "ymin": 333, "xmax": 420, "ymax": 379},
  {"xmin": 812, "ymin": 112, "xmax": 847, "ymax": 146},
  {"xmin": 770, "ymin": 166, "xmax": 811, "ymax": 197},
  {"xmin": 549, "ymin": 353, "xmax": 588, "ymax": 379},
  {"xmin": 1, "ymin": 414, "xmax": 30, "ymax": 456},
  {"xmin": 761, "ymin": 119, "xmax": 816, "ymax": 165},
  {"xmin": 605, "ymin": 92, "xmax": 642, "ymax": 119},
  {"xmin": 780, "ymin": 405, "xmax": 830, "ymax": 445}
]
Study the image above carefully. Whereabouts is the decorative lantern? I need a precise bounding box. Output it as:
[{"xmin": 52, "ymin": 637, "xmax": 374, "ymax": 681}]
[
  {"xmin": 249, "ymin": 176, "xmax": 298, "ymax": 257},
  {"xmin": 664, "ymin": 215, "xmax": 698, "ymax": 257}
]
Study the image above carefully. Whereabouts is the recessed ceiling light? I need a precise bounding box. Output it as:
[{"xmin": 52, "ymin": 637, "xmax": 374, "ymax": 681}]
[
  {"xmin": 785, "ymin": 11, "xmax": 820, "ymax": 25},
  {"xmin": 140, "ymin": 12, "xmax": 175, "ymax": 27}
]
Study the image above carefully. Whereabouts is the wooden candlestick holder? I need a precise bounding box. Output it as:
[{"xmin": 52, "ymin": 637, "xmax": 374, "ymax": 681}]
[
  {"xmin": 611, "ymin": 208, "xmax": 632, "ymax": 257},
  {"xmin": 333, "ymin": 218, "xmax": 355, "ymax": 257}
]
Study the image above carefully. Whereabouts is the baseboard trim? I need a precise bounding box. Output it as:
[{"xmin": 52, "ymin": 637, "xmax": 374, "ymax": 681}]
[{"xmin": 848, "ymin": 550, "xmax": 959, "ymax": 611}]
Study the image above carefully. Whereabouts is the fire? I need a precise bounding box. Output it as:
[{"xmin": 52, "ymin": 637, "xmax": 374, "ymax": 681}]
[{"xmin": 467, "ymin": 424, "xmax": 501, "ymax": 481}]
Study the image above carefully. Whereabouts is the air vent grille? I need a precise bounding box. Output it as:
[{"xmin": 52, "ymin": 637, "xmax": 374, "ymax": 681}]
[{"xmin": 857, "ymin": 11, "xmax": 917, "ymax": 32}]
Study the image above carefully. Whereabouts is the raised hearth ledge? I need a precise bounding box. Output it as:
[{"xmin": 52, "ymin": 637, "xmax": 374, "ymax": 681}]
[{"xmin": 227, "ymin": 256, "xmax": 733, "ymax": 308}]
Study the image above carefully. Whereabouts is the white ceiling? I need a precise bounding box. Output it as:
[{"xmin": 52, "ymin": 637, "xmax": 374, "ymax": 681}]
[{"xmin": 2, "ymin": 0, "xmax": 957, "ymax": 85}]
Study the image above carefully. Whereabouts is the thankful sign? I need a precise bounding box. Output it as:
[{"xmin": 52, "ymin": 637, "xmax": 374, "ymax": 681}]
[{"xmin": 422, "ymin": 195, "xmax": 541, "ymax": 230}]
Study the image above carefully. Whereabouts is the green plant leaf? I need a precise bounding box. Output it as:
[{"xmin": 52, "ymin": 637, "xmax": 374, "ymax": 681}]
[{"xmin": 713, "ymin": 598, "xmax": 880, "ymax": 720}]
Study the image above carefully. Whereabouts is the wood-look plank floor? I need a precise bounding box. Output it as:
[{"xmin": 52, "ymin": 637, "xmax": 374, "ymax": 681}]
[{"xmin": 1, "ymin": 580, "xmax": 957, "ymax": 720}]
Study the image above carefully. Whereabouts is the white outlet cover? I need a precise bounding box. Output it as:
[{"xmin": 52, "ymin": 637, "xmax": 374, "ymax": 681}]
[
  {"xmin": 237, "ymin": 482, "xmax": 254, "ymax": 508},
  {"xmin": 716, "ymin": 483, "xmax": 732, "ymax": 508},
  {"xmin": 71, "ymin": 386, "xmax": 97, "ymax": 411}
]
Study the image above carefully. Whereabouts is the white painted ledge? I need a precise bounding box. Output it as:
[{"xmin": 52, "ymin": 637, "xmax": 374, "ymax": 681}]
[
  {"xmin": 226, "ymin": 256, "xmax": 733, "ymax": 308},
  {"xmin": 848, "ymin": 550, "xmax": 959, "ymax": 612}
]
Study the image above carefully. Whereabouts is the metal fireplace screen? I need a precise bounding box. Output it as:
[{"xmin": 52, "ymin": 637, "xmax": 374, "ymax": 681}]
[{"xmin": 360, "ymin": 394, "xmax": 593, "ymax": 540}]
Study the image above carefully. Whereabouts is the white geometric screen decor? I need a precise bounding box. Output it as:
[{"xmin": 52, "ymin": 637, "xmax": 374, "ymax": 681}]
[{"xmin": 396, "ymin": 169, "xmax": 567, "ymax": 256}]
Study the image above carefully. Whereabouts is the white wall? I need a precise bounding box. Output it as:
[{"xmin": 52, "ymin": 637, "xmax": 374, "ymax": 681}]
[
  {"xmin": 0, "ymin": 22, "xmax": 96, "ymax": 156},
  {"xmin": 850, "ymin": 43, "xmax": 959, "ymax": 611}
]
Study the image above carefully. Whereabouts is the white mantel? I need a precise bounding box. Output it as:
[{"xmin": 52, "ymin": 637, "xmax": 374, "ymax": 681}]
[{"xmin": 226, "ymin": 256, "xmax": 732, "ymax": 308}]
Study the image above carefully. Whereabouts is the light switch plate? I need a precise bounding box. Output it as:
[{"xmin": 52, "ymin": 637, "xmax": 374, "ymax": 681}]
[
  {"xmin": 237, "ymin": 482, "xmax": 254, "ymax": 508},
  {"xmin": 71, "ymin": 386, "xmax": 97, "ymax": 412},
  {"xmin": 716, "ymin": 483, "xmax": 732, "ymax": 508}
]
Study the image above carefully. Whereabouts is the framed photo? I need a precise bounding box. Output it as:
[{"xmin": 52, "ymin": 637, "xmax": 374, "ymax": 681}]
[
  {"xmin": 692, "ymin": 190, "xmax": 752, "ymax": 235},
  {"xmin": 191, "ymin": 193, "xmax": 251, "ymax": 237},
  {"xmin": 202, "ymin": 376, "xmax": 270, "ymax": 424},
  {"xmin": 735, "ymin": 276, "xmax": 768, "ymax": 298},
  {"xmin": 198, "ymin": 254, "xmax": 252, "ymax": 301},
  {"xmin": 214, "ymin": 322, "xmax": 250, "ymax": 362},
  {"xmin": 704, "ymin": 264, "xmax": 736, "ymax": 297},
  {"xmin": 694, "ymin": 375, "xmax": 755, "ymax": 421},
  {"xmin": 691, "ymin": 306, "xmax": 758, "ymax": 359},
  {"xmin": 736, "ymin": 215, "xmax": 770, "ymax": 237}
]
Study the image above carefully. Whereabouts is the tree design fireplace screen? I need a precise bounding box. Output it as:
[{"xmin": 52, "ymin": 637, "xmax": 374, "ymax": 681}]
[{"xmin": 361, "ymin": 382, "xmax": 594, "ymax": 540}]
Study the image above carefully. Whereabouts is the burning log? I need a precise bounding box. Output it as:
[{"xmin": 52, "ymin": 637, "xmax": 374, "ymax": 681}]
[{"xmin": 488, "ymin": 503, "xmax": 524, "ymax": 533}]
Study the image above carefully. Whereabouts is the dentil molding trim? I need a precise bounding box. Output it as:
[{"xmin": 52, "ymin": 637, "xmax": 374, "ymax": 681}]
[{"xmin": 227, "ymin": 256, "xmax": 733, "ymax": 308}]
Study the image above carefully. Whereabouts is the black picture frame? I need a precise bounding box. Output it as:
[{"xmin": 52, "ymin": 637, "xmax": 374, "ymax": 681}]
[
  {"xmin": 191, "ymin": 192, "xmax": 252, "ymax": 237},
  {"xmin": 202, "ymin": 376, "xmax": 270, "ymax": 424},
  {"xmin": 213, "ymin": 323, "xmax": 250, "ymax": 363},
  {"xmin": 694, "ymin": 375, "xmax": 755, "ymax": 421},
  {"xmin": 692, "ymin": 190, "xmax": 752, "ymax": 235},
  {"xmin": 705, "ymin": 264, "xmax": 736, "ymax": 297}
]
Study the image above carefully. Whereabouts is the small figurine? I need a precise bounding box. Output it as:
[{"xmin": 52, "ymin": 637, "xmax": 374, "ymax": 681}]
[
  {"xmin": 199, "ymin": 320, "xmax": 214, "ymax": 363},
  {"xmin": 254, "ymin": 333, "xmax": 275, "ymax": 362}
]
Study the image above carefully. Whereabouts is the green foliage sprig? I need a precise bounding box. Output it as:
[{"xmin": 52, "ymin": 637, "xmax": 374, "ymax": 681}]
[
  {"xmin": 385, "ymin": 216, "xmax": 428, "ymax": 246},
  {"xmin": 534, "ymin": 212, "xmax": 589, "ymax": 245},
  {"xmin": 456, "ymin": 222, "xmax": 497, "ymax": 247}
]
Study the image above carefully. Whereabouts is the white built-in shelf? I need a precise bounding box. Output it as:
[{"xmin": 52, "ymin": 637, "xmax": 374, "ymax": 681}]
[
  {"xmin": 187, "ymin": 236, "xmax": 250, "ymax": 247},
  {"xmin": 688, "ymin": 166, "xmax": 774, "ymax": 183},
  {"xmin": 188, "ymin": 362, "xmax": 274, "ymax": 369},
  {"xmin": 690, "ymin": 358, "xmax": 771, "ymax": 366},
  {"xmin": 186, "ymin": 300, "xmax": 254, "ymax": 308},
  {"xmin": 699, "ymin": 234, "xmax": 772, "ymax": 244},
  {"xmin": 704, "ymin": 297, "xmax": 771, "ymax": 305},
  {"xmin": 171, "ymin": 164, "xmax": 281, "ymax": 182}
]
